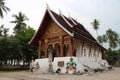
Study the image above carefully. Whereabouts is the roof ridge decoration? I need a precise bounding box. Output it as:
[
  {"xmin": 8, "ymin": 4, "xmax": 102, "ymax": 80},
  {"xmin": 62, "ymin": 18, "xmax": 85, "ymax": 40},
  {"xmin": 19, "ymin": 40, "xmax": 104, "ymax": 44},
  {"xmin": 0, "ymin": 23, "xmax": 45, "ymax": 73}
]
[
  {"xmin": 46, "ymin": 6, "xmax": 73, "ymax": 36},
  {"xmin": 69, "ymin": 17, "xmax": 77, "ymax": 25},
  {"xmin": 60, "ymin": 11, "xmax": 73, "ymax": 28},
  {"xmin": 46, "ymin": 3, "xmax": 50, "ymax": 9},
  {"xmin": 59, "ymin": 9, "xmax": 62, "ymax": 16}
]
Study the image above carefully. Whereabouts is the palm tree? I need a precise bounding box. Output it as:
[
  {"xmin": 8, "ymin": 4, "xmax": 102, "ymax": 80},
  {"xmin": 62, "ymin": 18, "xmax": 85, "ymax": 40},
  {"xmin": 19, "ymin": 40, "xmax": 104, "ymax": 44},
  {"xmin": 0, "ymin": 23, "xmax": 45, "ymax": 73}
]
[
  {"xmin": 11, "ymin": 12, "xmax": 29, "ymax": 31},
  {"xmin": 91, "ymin": 19, "xmax": 100, "ymax": 38},
  {"xmin": 0, "ymin": 24, "xmax": 9, "ymax": 37},
  {"xmin": 0, "ymin": 24, "xmax": 3, "ymax": 36},
  {"xmin": 97, "ymin": 35, "xmax": 103, "ymax": 45},
  {"xmin": 102, "ymin": 34, "xmax": 108, "ymax": 48},
  {"xmin": 3, "ymin": 27, "xmax": 9, "ymax": 37},
  {"xmin": 106, "ymin": 29, "xmax": 118, "ymax": 49},
  {"xmin": 0, "ymin": 0, "xmax": 10, "ymax": 18}
]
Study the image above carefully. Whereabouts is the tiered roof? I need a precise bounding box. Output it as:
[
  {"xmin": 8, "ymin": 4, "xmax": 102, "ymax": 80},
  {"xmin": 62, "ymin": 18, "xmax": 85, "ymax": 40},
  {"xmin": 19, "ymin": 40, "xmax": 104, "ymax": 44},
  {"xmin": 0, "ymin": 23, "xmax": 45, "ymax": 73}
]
[{"xmin": 29, "ymin": 7, "xmax": 105, "ymax": 50}]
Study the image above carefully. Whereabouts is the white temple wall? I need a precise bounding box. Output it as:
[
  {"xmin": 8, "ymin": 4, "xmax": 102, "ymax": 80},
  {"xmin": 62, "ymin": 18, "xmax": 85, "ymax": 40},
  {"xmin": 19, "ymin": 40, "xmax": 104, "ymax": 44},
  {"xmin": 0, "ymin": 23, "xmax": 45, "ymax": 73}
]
[
  {"xmin": 34, "ymin": 40, "xmax": 108, "ymax": 74},
  {"xmin": 35, "ymin": 56, "xmax": 109, "ymax": 73},
  {"xmin": 75, "ymin": 40, "xmax": 81, "ymax": 58},
  {"xmin": 75, "ymin": 40, "xmax": 103, "ymax": 62}
]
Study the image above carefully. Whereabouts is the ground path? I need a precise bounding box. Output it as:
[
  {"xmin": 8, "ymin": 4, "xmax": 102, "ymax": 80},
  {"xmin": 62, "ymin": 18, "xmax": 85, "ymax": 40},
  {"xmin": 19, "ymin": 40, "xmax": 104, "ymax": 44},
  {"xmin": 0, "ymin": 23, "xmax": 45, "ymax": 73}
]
[{"xmin": 0, "ymin": 67, "xmax": 120, "ymax": 80}]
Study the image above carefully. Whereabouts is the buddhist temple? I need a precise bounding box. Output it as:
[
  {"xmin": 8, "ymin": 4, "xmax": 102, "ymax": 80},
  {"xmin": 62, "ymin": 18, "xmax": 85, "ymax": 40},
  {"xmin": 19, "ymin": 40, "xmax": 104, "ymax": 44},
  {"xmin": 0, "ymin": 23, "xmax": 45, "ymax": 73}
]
[{"xmin": 29, "ymin": 7, "xmax": 109, "ymax": 73}]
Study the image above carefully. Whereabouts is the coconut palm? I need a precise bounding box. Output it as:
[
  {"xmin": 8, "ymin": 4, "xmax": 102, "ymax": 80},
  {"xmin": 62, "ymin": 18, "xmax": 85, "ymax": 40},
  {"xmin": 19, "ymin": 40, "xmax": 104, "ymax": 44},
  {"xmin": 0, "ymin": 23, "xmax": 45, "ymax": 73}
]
[
  {"xmin": 97, "ymin": 35, "xmax": 103, "ymax": 45},
  {"xmin": 0, "ymin": 24, "xmax": 9, "ymax": 37},
  {"xmin": 3, "ymin": 27, "xmax": 9, "ymax": 37},
  {"xmin": 106, "ymin": 29, "xmax": 118, "ymax": 49},
  {"xmin": 91, "ymin": 19, "xmax": 100, "ymax": 38},
  {"xmin": 0, "ymin": 24, "xmax": 3, "ymax": 36},
  {"xmin": 102, "ymin": 34, "xmax": 108, "ymax": 48},
  {"xmin": 11, "ymin": 12, "xmax": 29, "ymax": 31},
  {"xmin": 0, "ymin": 0, "xmax": 10, "ymax": 18}
]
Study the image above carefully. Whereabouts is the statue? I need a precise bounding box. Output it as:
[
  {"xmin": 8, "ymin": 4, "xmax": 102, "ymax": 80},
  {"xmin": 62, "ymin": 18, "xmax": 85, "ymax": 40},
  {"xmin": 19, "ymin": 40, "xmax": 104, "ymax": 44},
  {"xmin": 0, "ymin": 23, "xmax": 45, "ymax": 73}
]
[{"xmin": 66, "ymin": 57, "xmax": 76, "ymax": 74}]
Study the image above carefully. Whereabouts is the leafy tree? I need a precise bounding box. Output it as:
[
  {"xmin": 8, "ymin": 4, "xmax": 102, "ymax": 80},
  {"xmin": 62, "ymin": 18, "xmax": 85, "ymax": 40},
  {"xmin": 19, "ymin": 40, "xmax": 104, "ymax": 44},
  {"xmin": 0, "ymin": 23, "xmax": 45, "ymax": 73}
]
[
  {"xmin": 118, "ymin": 34, "xmax": 120, "ymax": 51},
  {"xmin": 13, "ymin": 25, "xmax": 37, "ymax": 65},
  {"xmin": 0, "ymin": 24, "xmax": 9, "ymax": 37},
  {"xmin": 0, "ymin": 37, "xmax": 11, "ymax": 65},
  {"xmin": 0, "ymin": 0, "xmax": 10, "ymax": 18},
  {"xmin": 105, "ymin": 48, "xmax": 118, "ymax": 66},
  {"xmin": 10, "ymin": 12, "xmax": 37, "ymax": 66},
  {"xmin": 117, "ymin": 34, "xmax": 120, "ymax": 65},
  {"xmin": 91, "ymin": 19, "xmax": 100, "ymax": 37}
]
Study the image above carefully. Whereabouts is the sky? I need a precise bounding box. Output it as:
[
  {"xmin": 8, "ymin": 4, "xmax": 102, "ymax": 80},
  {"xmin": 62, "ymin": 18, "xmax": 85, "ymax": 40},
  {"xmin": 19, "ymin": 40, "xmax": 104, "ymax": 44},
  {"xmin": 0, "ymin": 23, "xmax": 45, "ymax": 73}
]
[{"xmin": 1, "ymin": 0, "xmax": 120, "ymax": 38}]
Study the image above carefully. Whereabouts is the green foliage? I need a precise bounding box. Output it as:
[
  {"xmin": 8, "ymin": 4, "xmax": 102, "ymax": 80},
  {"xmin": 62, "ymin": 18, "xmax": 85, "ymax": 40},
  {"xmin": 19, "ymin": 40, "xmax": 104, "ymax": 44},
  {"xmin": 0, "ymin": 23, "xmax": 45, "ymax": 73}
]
[
  {"xmin": 91, "ymin": 19, "xmax": 100, "ymax": 30},
  {"xmin": 0, "ymin": 25, "xmax": 37, "ymax": 66},
  {"xmin": 11, "ymin": 12, "xmax": 28, "ymax": 31},
  {"xmin": 106, "ymin": 29, "xmax": 118, "ymax": 49},
  {"xmin": 97, "ymin": 29, "xmax": 120, "ymax": 66},
  {"xmin": 97, "ymin": 35, "xmax": 103, "ymax": 45},
  {"xmin": 105, "ymin": 48, "xmax": 119, "ymax": 65},
  {"xmin": 13, "ymin": 25, "xmax": 37, "ymax": 65},
  {"xmin": 0, "ymin": 24, "xmax": 9, "ymax": 37},
  {"xmin": 0, "ymin": 13, "xmax": 37, "ymax": 67},
  {"xmin": 91, "ymin": 19, "xmax": 100, "ymax": 37}
]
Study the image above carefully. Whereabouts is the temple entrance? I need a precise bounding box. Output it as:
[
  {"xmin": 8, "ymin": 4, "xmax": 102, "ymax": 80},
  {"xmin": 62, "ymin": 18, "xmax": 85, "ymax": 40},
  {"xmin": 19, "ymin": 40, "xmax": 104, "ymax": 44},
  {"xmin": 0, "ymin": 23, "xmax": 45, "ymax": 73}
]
[
  {"xmin": 48, "ymin": 43, "xmax": 60, "ymax": 62},
  {"xmin": 40, "ymin": 48, "xmax": 45, "ymax": 58},
  {"xmin": 63, "ymin": 44, "xmax": 69, "ymax": 56},
  {"xmin": 54, "ymin": 43, "xmax": 60, "ymax": 57},
  {"xmin": 48, "ymin": 45, "xmax": 54, "ymax": 62}
]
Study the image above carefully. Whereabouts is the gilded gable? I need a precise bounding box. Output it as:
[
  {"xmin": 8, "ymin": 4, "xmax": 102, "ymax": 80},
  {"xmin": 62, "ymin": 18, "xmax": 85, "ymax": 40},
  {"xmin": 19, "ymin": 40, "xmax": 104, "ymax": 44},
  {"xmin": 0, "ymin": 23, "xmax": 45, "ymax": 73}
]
[{"xmin": 41, "ymin": 20, "xmax": 67, "ymax": 39}]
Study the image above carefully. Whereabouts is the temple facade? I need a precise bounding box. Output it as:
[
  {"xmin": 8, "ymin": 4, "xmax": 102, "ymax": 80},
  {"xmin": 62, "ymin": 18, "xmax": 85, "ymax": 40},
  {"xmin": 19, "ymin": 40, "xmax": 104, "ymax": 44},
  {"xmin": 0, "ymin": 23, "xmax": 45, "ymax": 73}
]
[{"xmin": 29, "ymin": 7, "xmax": 109, "ymax": 73}]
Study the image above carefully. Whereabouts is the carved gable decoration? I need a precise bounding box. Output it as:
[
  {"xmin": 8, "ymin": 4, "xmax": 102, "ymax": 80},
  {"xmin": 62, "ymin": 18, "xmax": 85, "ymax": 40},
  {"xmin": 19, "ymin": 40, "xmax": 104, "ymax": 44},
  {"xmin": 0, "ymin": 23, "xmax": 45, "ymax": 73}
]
[{"xmin": 42, "ymin": 20, "xmax": 66, "ymax": 39}]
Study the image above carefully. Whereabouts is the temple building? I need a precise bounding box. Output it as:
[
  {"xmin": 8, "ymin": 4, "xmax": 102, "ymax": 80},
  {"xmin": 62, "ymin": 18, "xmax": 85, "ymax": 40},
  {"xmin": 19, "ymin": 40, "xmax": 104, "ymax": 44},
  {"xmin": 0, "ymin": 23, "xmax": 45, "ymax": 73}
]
[{"xmin": 29, "ymin": 7, "xmax": 109, "ymax": 73}]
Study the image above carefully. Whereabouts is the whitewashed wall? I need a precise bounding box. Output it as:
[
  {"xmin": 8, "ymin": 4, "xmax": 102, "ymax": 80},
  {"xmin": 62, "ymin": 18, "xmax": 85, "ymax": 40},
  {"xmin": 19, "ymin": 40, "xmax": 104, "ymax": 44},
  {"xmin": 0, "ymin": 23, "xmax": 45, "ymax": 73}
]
[{"xmin": 35, "ymin": 40, "xmax": 109, "ymax": 73}]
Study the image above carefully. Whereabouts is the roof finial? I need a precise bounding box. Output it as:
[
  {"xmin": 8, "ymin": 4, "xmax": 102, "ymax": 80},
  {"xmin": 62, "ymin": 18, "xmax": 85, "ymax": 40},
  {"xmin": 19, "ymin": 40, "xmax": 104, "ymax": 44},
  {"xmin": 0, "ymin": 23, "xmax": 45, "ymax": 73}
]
[
  {"xmin": 46, "ymin": 3, "xmax": 50, "ymax": 9},
  {"xmin": 75, "ymin": 17, "xmax": 77, "ymax": 22},
  {"xmin": 68, "ymin": 12, "xmax": 71, "ymax": 19},
  {"xmin": 59, "ymin": 9, "xmax": 62, "ymax": 15}
]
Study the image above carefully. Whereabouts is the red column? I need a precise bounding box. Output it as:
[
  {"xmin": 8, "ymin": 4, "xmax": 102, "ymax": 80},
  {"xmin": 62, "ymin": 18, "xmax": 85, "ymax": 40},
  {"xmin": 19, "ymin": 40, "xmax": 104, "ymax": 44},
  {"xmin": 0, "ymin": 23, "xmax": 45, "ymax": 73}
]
[
  {"xmin": 44, "ymin": 39, "xmax": 48, "ymax": 58},
  {"xmin": 69, "ymin": 38, "xmax": 73, "ymax": 56},
  {"xmin": 60, "ymin": 36, "xmax": 63, "ymax": 57},
  {"xmin": 38, "ymin": 41, "xmax": 41, "ymax": 59}
]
